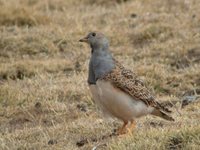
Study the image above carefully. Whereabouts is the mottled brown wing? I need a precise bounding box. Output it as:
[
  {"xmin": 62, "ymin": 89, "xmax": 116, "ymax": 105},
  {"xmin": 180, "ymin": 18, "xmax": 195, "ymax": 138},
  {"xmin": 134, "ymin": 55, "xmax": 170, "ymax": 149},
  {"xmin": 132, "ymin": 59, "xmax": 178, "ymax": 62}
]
[{"xmin": 101, "ymin": 63, "xmax": 171, "ymax": 112}]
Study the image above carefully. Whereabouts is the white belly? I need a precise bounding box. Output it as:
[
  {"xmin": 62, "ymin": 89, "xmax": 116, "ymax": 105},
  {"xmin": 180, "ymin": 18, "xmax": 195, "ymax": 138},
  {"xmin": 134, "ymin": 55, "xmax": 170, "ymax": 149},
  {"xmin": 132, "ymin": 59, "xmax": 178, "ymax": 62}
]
[
  {"xmin": 90, "ymin": 80, "xmax": 154, "ymax": 122},
  {"xmin": 89, "ymin": 84, "xmax": 113, "ymax": 117}
]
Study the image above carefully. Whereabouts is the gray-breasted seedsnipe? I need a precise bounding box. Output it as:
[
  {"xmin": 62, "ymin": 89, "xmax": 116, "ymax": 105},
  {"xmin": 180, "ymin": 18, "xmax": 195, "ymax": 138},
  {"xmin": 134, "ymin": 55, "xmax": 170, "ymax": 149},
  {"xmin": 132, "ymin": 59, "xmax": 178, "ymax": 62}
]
[{"xmin": 79, "ymin": 32, "xmax": 174, "ymax": 135}]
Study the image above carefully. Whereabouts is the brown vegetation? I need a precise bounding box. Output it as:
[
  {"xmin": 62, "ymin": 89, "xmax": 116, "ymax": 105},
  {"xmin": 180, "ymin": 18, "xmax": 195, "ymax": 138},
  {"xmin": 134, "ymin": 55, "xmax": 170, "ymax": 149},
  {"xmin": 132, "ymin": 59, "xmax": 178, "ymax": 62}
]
[{"xmin": 0, "ymin": 0, "xmax": 200, "ymax": 149}]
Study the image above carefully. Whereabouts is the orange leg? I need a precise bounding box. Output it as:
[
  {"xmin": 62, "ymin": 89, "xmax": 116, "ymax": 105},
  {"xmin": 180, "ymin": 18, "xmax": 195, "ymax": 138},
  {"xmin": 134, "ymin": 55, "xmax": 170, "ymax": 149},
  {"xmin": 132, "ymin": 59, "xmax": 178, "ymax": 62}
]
[
  {"xmin": 127, "ymin": 120, "xmax": 136, "ymax": 134},
  {"xmin": 116, "ymin": 121, "xmax": 128, "ymax": 135}
]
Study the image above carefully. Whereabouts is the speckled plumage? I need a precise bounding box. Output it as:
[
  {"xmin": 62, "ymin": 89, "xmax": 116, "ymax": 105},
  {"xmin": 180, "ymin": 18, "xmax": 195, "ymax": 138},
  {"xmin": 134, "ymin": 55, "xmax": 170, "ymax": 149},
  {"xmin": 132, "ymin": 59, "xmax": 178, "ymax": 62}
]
[{"xmin": 100, "ymin": 61, "xmax": 172, "ymax": 113}]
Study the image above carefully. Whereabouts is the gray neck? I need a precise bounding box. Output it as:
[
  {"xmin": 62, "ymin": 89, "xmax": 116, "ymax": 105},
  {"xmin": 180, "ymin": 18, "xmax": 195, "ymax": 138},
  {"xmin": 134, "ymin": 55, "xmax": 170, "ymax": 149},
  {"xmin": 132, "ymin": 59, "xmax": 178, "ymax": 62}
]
[
  {"xmin": 90, "ymin": 42, "xmax": 109, "ymax": 52},
  {"xmin": 88, "ymin": 47, "xmax": 115, "ymax": 84}
]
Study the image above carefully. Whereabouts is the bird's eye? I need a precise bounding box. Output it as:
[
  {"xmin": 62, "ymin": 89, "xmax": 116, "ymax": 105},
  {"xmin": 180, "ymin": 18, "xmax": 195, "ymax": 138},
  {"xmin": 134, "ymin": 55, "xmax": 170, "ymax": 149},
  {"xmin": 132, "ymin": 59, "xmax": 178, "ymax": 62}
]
[{"xmin": 92, "ymin": 32, "xmax": 96, "ymax": 37}]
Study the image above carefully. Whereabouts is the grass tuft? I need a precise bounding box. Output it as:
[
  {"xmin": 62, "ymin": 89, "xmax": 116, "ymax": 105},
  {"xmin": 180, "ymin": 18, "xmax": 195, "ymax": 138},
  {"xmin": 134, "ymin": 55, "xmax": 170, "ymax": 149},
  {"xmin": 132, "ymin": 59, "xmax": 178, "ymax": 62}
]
[{"xmin": 0, "ymin": 5, "xmax": 50, "ymax": 26}]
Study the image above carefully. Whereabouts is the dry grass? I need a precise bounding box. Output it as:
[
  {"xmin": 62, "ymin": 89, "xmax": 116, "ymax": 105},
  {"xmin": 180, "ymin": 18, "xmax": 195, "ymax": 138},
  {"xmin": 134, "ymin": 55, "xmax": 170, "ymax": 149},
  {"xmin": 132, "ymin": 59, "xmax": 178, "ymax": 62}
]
[{"xmin": 0, "ymin": 0, "xmax": 200, "ymax": 149}]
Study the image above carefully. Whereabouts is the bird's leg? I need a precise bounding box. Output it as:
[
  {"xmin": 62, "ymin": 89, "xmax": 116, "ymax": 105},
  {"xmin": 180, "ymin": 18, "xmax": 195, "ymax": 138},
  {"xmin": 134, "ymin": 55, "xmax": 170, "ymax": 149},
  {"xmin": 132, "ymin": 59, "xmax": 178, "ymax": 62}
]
[
  {"xmin": 127, "ymin": 120, "xmax": 136, "ymax": 134},
  {"xmin": 116, "ymin": 121, "xmax": 128, "ymax": 135}
]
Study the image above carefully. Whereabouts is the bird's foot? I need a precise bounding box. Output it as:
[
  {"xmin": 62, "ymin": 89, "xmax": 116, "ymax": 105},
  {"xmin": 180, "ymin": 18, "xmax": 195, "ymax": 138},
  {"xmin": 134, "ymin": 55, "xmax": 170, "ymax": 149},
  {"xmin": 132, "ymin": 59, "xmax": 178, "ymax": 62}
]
[
  {"xmin": 114, "ymin": 120, "xmax": 136, "ymax": 136},
  {"xmin": 116, "ymin": 127, "xmax": 127, "ymax": 135},
  {"xmin": 115, "ymin": 121, "xmax": 128, "ymax": 135},
  {"xmin": 127, "ymin": 120, "xmax": 136, "ymax": 134}
]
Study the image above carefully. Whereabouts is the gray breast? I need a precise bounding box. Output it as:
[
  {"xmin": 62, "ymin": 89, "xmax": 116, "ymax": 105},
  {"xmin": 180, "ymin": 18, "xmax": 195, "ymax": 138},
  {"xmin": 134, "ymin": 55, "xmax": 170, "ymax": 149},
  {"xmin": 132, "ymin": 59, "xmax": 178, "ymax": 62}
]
[{"xmin": 91, "ymin": 50, "xmax": 115, "ymax": 81}]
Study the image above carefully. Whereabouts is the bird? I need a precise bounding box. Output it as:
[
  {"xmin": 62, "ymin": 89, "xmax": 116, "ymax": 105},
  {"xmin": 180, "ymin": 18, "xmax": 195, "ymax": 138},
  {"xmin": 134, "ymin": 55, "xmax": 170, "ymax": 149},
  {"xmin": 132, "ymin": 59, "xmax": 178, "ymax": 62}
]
[{"xmin": 79, "ymin": 32, "xmax": 174, "ymax": 135}]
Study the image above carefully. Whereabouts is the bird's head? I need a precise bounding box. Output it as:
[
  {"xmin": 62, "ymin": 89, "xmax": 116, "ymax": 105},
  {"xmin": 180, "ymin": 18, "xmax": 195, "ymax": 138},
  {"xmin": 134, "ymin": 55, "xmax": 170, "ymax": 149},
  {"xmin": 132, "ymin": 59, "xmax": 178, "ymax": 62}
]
[{"xmin": 79, "ymin": 32, "xmax": 109, "ymax": 52}]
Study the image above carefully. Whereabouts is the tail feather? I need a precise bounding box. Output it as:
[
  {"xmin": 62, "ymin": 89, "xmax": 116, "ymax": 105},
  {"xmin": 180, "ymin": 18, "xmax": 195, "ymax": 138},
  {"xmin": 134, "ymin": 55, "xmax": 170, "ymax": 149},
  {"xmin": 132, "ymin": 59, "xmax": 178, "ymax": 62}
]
[
  {"xmin": 156, "ymin": 102, "xmax": 172, "ymax": 113},
  {"xmin": 151, "ymin": 109, "xmax": 174, "ymax": 121}
]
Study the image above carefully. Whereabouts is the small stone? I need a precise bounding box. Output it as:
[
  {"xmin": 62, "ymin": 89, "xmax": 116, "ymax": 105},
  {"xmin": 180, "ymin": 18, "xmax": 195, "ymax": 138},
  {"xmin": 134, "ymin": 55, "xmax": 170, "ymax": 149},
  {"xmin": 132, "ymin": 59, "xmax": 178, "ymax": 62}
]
[
  {"xmin": 48, "ymin": 139, "xmax": 57, "ymax": 145},
  {"xmin": 76, "ymin": 138, "xmax": 88, "ymax": 147},
  {"xmin": 77, "ymin": 104, "xmax": 87, "ymax": 112},
  {"xmin": 130, "ymin": 13, "xmax": 137, "ymax": 18},
  {"xmin": 35, "ymin": 102, "xmax": 41, "ymax": 109}
]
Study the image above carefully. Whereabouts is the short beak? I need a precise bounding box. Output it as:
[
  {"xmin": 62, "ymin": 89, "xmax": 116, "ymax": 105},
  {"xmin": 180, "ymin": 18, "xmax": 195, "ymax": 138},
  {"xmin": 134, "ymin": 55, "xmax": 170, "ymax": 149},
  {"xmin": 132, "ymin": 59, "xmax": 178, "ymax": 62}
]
[{"xmin": 79, "ymin": 36, "xmax": 88, "ymax": 43}]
